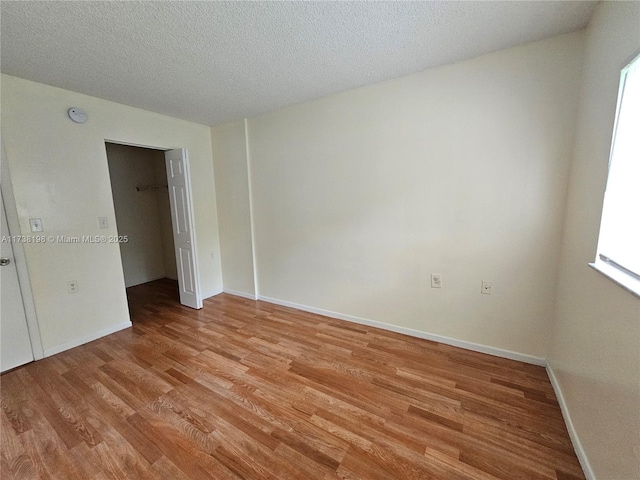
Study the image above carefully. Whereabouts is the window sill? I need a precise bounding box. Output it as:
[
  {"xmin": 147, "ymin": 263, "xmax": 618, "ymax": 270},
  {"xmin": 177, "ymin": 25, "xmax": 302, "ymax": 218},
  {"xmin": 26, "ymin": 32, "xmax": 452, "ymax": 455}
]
[{"xmin": 589, "ymin": 260, "xmax": 640, "ymax": 299}]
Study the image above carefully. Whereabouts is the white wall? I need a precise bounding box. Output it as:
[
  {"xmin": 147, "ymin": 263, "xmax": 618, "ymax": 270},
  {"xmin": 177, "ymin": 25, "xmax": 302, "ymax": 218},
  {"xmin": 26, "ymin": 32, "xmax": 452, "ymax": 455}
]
[
  {"xmin": 211, "ymin": 120, "xmax": 256, "ymax": 297},
  {"xmin": 106, "ymin": 143, "xmax": 175, "ymax": 287},
  {"xmin": 215, "ymin": 32, "xmax": 584, "ymax": 359},
  {"xmin": 549, "ymin": 3, "xmax": 640, "ymax": 479},
  {"xmin": 1, "ymin": 75, "xmax": 223, "ymax": 356}
]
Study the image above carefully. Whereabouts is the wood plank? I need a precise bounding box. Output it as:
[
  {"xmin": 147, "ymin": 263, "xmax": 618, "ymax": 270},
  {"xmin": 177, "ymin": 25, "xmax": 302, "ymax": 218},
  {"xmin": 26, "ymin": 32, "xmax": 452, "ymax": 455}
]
[{"xmin": 0, "ymin": 279, "xmax": 585, "ymax": 479}]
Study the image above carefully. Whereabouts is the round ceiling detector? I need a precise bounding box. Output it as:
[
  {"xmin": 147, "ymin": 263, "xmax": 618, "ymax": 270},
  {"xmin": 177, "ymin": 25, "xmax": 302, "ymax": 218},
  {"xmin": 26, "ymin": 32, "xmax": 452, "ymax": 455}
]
[{"xmin": 68, "ymin": 108, "xmax": 87, "ymax": 123}]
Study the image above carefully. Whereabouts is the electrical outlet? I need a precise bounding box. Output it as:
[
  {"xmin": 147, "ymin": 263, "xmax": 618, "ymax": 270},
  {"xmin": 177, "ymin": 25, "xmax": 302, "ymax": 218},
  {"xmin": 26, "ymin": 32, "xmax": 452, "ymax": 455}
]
[
  {"xmin": 99, "ymin": 217, "xmax": 108, "ymax": 229},
  {"xmin": 67, "ymin": 280, "xmax": 78, "ymax": 294},
  {"xmin": 430, "ymin": 274, "xmax": 442, "ymax": 288},
  {"xmin": 481, "ymin": 281, "xmax": 492, "ymax": 295},
  {"xmin": 29, "ymin": 218, "xmax": 43, "ymax": 232}
]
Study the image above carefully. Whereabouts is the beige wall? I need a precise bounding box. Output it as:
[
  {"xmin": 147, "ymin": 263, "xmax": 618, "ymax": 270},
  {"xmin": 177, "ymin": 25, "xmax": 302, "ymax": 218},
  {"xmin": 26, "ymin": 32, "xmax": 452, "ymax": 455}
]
[
  {"xmin": 1, "ymin": 75, "xmax": 223, "ymax": 355},
  {"xmin": 105, "ymin": 143, "xmax": 176, "ymax": 287},
  {"xmin": 211, "ymin": 32, "xmax": 585, "ymax": 359},
  {"xmin": 549, "ymin": 2, "xmax": 640, "ymax": 479},
  {"xmin": 211, "ymin": 120, "xmax": 256, "ymax": 297}
]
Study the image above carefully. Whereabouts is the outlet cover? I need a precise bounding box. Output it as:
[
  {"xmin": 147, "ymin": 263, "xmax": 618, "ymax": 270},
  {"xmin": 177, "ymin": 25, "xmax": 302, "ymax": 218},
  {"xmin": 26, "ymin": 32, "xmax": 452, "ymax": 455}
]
[
  {"xmin": 67, "ymin": 280, "xmax": 78, "ymax": 294},
  {"xmin": 481, "ymin": 281, "xmax": 492, "ymax": 295},
  {"xmin": 431, "ymin": 274, "xmax": 442, "ymax": 288},
  {"xmin": 29, "ymin": 218, "xmax": 43, "ymax": 232}
]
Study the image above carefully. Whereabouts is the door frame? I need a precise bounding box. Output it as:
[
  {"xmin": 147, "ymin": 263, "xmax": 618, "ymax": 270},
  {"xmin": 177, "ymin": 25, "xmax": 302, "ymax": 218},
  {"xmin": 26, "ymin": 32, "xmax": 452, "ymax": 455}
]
[
  {"xmin": 1, "ymin": 140, "xmax": 44, "ymax": 360},
  {"xmin": 103, "ymin": 140, "xmax": 203, "ymax": 309}
]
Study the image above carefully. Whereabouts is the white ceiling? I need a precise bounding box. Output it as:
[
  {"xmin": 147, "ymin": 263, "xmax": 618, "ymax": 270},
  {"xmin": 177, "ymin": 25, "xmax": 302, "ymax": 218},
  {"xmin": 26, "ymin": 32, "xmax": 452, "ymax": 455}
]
[{"xmin": 1, "ymin": 1, "xmax": 597, "ymax": 126}]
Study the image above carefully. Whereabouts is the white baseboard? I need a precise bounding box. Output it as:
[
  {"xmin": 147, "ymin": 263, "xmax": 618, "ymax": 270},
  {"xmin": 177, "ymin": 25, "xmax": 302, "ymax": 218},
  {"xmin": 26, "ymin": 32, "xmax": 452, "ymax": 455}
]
[
  {"xmin": 546, "ymin": 364, "xmax": 595, "ymax": 480},
  {"xmin": 43, "ymin": 321, "xmax": 132, "ymax": 357},
  {"xmin": 223, "ymin": 289, "xmax": 258, "ymax": 300},
  {"xmin": 257, "ymin": 295, "xmax": 546, "ymax": 366}
]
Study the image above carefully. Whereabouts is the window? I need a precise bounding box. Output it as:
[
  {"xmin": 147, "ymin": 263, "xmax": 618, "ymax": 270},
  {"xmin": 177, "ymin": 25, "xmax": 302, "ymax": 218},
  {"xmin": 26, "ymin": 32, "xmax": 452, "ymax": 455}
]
[{"xmin": 591, "ymin": 52, "xmax": 640, "ymax": 297}]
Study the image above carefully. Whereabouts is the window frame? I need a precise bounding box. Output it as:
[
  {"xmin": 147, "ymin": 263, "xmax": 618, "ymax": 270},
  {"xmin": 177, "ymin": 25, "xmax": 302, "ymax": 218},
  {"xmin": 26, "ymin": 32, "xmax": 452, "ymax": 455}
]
[{"xmin": 589, "ymin": 51, "xmax": 640, "ymax": 299}]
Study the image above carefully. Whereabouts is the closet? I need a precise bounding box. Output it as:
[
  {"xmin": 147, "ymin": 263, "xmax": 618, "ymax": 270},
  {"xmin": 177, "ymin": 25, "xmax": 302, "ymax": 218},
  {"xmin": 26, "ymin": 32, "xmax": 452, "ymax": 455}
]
[{"xmin": 105, "ymin": 142, "xmax": 177, "ymax": 287}]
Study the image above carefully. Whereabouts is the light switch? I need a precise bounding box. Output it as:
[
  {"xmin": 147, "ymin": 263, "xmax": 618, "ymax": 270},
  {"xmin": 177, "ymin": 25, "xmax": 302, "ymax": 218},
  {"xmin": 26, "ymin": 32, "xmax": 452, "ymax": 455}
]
[
  {"xmin": 99, "ymin": 217, "xmax": 108, "ymax": 229},
  {"xmin": 29, "ymin": 218, "xmax": 43, "ymax": 232}
]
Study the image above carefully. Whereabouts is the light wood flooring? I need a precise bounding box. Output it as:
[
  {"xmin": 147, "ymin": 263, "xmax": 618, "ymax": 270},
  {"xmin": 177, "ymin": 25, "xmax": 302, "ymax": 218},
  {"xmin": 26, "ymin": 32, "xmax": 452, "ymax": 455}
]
[{"xmin": 1, "ymin": 278, "xmax": 585, "ymax": 479}]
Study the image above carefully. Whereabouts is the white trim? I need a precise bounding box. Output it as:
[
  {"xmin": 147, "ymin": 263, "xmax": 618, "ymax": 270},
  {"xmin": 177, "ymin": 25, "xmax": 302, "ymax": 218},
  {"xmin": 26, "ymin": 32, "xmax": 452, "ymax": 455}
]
[
  {"xmin": 223, "ymin": 288, "xmax": 258, "ymax": 300},
  {"xmin": 103, "ymin": 139, "xmax": 167, "ymax": 151},
  {"xmin": 243, "ymin": 118, "xmax": 259, "ymax": 298},
  {"xmin": 1, "ymin": 140, "xmax": 44, "ymax": 360},
  {"xmin": 546, "ymin": 364, "xmax": 595, "ymax": 480},
  {"xmin": 257, "ymin": 295, "xmax": 546, "ymax": 366},
  {"xmin": 589, "ymin": 261, "xmax": 640, "ymax": 299},
  {"xmin": 43, "ymin": 321, "xmax": 132, "ymax": 358}
]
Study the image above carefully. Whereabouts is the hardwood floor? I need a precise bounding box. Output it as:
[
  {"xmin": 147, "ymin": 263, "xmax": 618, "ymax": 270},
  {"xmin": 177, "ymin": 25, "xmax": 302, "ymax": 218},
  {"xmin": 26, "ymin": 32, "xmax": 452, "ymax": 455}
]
[{"xmin": 1, "ymin": 278, "xmax": 585, "ymax": 479}]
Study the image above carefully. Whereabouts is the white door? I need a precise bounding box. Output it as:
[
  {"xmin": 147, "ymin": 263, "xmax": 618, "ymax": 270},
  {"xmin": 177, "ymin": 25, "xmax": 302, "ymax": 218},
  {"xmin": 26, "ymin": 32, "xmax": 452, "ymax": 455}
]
[
  {"xmin": 165, "ymin": 149, "xmax": 202, "ymax": 309},
  {"xmin": 1, "ymin": 192, "xmax": 34, "ymax": 371}
]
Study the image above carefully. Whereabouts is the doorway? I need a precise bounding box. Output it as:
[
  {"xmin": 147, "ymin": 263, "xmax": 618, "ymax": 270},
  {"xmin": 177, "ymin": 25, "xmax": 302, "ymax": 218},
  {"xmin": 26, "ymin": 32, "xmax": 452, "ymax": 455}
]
[
  {"xmin": 106, "ymin": 143, "xmax": 176, "ymax": 288},
  {"xmin": 105, "ymin": 142, "xmax": 202, "ymax": 313},
  {"xmin": 1, "ymin": 140, "xmax": 42, "ymax": 372},
  {"xmin": 1, "ymin": 191, "xmax": 34, "ymax": 371}
]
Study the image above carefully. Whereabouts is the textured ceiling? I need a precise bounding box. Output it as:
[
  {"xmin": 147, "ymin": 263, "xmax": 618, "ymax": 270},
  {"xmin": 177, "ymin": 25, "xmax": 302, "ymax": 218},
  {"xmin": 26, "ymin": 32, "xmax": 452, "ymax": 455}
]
[{"xmin": 1, "ymin": 1, "xmax": 597, "ymax": 126}]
